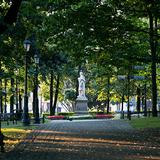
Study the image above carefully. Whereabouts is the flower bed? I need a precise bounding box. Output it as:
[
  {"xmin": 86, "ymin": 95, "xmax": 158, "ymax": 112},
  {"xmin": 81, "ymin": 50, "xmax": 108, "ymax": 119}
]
[
  {"xmin": 47, "ymin": 115, "xmax": 65, "ymax": 120},
  {"xmin": 95, "ymin": 114, "xmax": 114, "ymax": 119},
  {"xmin": 47, "ymin": 114, "xmax": 114, "ymax": 120}
]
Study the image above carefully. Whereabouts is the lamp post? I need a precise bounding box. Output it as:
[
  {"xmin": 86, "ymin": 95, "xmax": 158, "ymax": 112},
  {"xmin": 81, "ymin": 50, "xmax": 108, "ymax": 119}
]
[
  {"xmin": 34, "ymin": 53, "xmax": 40, "ymax": 124},
  {"xmin": 22, "ymin": 40, "xmax": 31, "ymax": 125}
]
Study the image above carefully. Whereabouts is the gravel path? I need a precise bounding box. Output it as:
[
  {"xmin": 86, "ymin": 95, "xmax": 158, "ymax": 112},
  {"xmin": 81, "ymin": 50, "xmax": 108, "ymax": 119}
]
[{"xmin": 0, "ymin": 119, "xmax": 160, "ymax": 160}]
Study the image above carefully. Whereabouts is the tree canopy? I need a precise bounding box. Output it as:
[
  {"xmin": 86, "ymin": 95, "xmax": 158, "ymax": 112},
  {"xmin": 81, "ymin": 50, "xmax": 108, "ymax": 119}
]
[{"xmin": 0, "ymin": 0, "xmax": 160, "ymax": 116}]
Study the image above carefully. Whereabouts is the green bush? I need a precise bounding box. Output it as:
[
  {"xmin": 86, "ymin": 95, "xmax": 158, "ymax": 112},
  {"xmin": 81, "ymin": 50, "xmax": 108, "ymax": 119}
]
[
  {"xmin": 68, "ymin": 115, "xmax": 93, "ymax": 120},
  {"xmin": 42, "ymin": 113, "xmax": 50, "ymax": 117},
  {"xmin": 88, "ymin": 111, "xmax": 104, "ymax": 115},
  {"xmin": 89, "ymin": 110, "xmax": 113, "ymax": 115},
  {"xmin": 65, "ymin": 89, "xmax": 76, "ymax": 101},
  {"xmin": 58, "ymin": 112, "xmax": 75, "ymax": 116},
  {"xmin": 28, "ymin": 112, "xmax": 34, "ymax": 118}
]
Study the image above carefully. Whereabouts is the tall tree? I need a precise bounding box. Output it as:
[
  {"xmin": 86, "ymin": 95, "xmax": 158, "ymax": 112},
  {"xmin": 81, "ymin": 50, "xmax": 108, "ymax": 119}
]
[{"xmin": 52, "ymin": 74, "xmax": 60, "ymax": 115}]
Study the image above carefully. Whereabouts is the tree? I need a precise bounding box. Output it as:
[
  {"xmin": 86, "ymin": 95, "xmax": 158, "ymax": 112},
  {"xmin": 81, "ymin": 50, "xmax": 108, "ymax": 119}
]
[
  {"xmin": 1, "ymin": 0, "xmax": 160, "ymax": 116},
  {"xmin": 0, "ymin": 0, "xmax": 22, "ymax": 35}
]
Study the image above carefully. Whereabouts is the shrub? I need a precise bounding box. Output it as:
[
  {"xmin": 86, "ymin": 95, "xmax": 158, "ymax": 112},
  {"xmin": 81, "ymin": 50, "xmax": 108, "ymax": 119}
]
[
  {"xmin": 42, "ymin": 113, "xmax": 50, "ymax": 117},
  {"xmin": 58, "ymin": 112, "xmax": 74, "ymax": 116},
  {"xmin": 88, "ymin": 111, "xmax": 104, "ymax": 116},
  {"xmin": 68, "ymin": 115, "xmax": 93, "ymax": 120},
  {"xmin": 28, "ymin": 112, "xmax": 34, "ymax": 118}
]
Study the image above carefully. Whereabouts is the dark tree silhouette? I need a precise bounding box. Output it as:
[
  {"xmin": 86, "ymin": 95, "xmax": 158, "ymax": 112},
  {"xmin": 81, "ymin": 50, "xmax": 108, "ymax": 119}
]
[{"xmin": 0, "ymin": 0, "xmax": 22, "ymax": 35}]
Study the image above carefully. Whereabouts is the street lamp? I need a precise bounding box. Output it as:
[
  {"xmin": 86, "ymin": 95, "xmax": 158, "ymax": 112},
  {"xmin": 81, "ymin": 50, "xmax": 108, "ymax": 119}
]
[
  {"xmin": 22, "ymin": 39, "xmax": 31, "ymax": 125},
  {"xmin": 34, "ymin": 52, "xmax": 40, "ymax": 124},
  {"xmin": 23, "ymin": 40, "xmax": 31, "ymax": 52}
]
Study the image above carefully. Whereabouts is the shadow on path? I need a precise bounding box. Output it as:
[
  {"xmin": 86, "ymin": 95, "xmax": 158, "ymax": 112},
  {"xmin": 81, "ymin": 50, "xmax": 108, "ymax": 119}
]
[{"xmin": 1, "ymin": 119, "xmax": 160, "ymax": 160}]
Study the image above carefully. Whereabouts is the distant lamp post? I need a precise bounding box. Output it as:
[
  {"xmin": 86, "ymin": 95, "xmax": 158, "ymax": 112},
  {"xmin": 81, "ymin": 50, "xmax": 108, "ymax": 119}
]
[
  {"xmin": 23, "ymin": 40, "xmax": 31, "ymax": 52},
  {"xmin": 22, "ymin": 39, "xmax": 31, "ymax": 125},
  {"xmin": 34, "ymin": 53, "xmax": 40, "ymax": 64},
  {"xmin": 34, "ymin": 52, "xmax": 40, "ymax": 124}
]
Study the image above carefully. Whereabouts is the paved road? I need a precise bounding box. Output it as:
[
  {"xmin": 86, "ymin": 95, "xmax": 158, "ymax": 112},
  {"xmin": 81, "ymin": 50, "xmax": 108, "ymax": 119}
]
[{"xmin": 1, "ymin": 119, "xmax": 160, "ymax": 160}]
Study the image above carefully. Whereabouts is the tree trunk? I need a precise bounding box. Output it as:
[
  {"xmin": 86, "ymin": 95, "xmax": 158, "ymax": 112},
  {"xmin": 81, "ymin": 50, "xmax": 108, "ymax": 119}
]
[
  {"xmin": 106, "ymin": 77, "xmax": 110, "ymax": 114},
  {"xmin": 120, "ymin": 94, "xmax": 125, "ymax": 119},
  {"xmin": 10, "ymin": 78, "xmax": 14, "ymax": 115},
  {"xmin": 19, "ymin": 94, "xmax": 22, "ymax": 111},
  {"xmin": 4, "ymin": 78, "xmax": 7, "ymax": 114},
  {"xmin": 15, "ymin": 76, "xmax": 18, "ymax": 114},
  {"xmin": 121, "ymin": 94, "xmax": 124, "ymax": 112},
  {"xmin": 144, "ymin": 83, "xmax": 147, "ymax": 117},
  {"xmin": 32, "ymin": 86, "xmax": 36, "ymax": 117},
  {"xmin": 148, "ymin": 8, "xmax": 157, "ymax": 117},
  {"xmin": 53, "ymin": 74, "xmax": 60, "ymax": 115},
  {"xmin": 127, "ymin": 71, "xmax": 131, "ymax": 119},
  {"xmin": 0, "ymin": 79, "xmax": 2, "ymax": 114},
  {"xmin": 50, "ymin": 70, "xmax": 54, "ymax": 115},
  {"xmin": 136, "ymin": 87, "xmax": 141, "ymax": 113},
  {"xmin": 0, "ymin": 61, "xmax": 2, "ymax": 114}
]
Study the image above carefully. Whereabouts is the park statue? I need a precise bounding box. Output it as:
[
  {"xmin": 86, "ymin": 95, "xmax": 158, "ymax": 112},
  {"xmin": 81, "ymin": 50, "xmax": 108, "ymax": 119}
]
[
  {"xmin": 75, "ymin": 70, "xmax": 88, "ymax": 114},
  {"xmin": 77, "ymin": 71, "xmax": 87, "ymax": 100}
]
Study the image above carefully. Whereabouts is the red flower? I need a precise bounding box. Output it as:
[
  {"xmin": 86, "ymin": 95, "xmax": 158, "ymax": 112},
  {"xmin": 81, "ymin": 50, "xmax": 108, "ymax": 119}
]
[
  {"xmin": 95, "ymin": 114, "xmax": 114, "ymax": 119},
  {"xmin": 47, "ymin": 115, "xmax": 65, "ymax": 120}
]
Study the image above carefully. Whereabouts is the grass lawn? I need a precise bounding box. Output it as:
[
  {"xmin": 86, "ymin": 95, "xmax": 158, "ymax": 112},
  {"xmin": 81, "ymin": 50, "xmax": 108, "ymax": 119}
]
[
  {"xmin": 129, "ymin": 117, "xmax": 160, "ymax": 129},
  {"xmin": 1, "ymin": 121, "xmax": 37, "ymax": 152}
]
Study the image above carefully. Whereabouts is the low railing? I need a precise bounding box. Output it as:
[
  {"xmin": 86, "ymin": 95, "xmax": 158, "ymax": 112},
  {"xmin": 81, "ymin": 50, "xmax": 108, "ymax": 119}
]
[
  {"xmin": 0, "ymin": 113, "xmax": 18, "ymax": 125},
  {"xmin": 0, "ymin": 113, "xmax": 45, "ymax": 126}
]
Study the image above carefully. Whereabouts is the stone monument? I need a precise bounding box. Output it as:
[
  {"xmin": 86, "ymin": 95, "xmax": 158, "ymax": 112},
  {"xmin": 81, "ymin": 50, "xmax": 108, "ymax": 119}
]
[{"xmin": 75, "ymin": 71, "xmax": 88, "ymax": 114}]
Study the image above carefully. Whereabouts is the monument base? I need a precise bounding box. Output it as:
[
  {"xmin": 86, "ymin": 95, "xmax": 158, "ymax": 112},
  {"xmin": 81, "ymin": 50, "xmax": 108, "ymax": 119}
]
[{"xmin": 75, "ymin": 99, "xmax": 88, "ymax": 115}]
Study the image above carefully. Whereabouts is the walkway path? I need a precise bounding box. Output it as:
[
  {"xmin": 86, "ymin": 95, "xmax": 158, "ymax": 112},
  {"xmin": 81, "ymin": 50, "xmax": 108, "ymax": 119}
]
[{"xmin": 1, "ymin": 119, "xmax": 160, "ymax": 160}]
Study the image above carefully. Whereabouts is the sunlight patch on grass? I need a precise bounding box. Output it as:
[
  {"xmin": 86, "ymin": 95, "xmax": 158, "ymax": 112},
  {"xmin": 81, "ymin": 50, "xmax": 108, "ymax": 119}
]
[
  {"xmin": 129, "ymin": 117, "xmax": 160, "ymax": 129},
  {"xmin": 2, "ymin": 128, "xmax": 31, "ymax": 133},
  {"xmin": 1, "ymin": 127, "xmax": 32, "ymax": 150}
]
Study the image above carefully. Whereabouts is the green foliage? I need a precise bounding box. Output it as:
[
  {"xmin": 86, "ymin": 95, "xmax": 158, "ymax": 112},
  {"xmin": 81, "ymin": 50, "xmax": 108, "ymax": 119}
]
[
  {"xmin": 88, "ymin": 110, "xmax": 104, "ymax": 115},
  {"xmin": 64, "ymin": 89, "xmax": 76, "ymax": 101},
  {"xmin": 42, "ymin": 113, "xmax": 50, "ymax": 117},
  {"xmin": 57, "ymin": 112, "xmax": 74, "ymax": 116},
  {"xmin": 28, "ymin": 112, "xmax": 34, "ymax": 118},
  {"xmin": 40, "ymin": 81, "xmax": 50, "ymax": 101},
  {"xmin": 1, "ymin": 0, "xmax": 160, "ymax": 115},
  {"xmin": 68, "ymin": 114, "xmax": 93, "ymax": 120}
]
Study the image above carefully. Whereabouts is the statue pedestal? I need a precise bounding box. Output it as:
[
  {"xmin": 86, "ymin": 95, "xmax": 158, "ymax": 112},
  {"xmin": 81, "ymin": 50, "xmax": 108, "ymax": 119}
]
[{"xmin": 75, "ymin": 97, "xmax": 88, "ymax": 114}]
